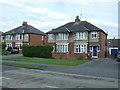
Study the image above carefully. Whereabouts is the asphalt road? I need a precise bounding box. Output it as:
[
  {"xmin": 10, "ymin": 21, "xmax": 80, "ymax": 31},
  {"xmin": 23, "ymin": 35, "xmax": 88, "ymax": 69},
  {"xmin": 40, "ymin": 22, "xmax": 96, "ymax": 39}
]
[
  {"xmin": 1, "ymin": 64, "xmax": 118, "ymax": 88},
  {"xmin": 46, "ymin": 59, "xmax": 119, "ymax": 79}
]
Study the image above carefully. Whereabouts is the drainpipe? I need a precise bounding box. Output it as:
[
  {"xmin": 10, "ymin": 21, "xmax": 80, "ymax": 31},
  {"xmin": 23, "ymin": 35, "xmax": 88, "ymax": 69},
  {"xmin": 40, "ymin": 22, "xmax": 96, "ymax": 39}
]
[{"xmin": 87, "ymin": 31, "xmax": 90, "ymax": 53}]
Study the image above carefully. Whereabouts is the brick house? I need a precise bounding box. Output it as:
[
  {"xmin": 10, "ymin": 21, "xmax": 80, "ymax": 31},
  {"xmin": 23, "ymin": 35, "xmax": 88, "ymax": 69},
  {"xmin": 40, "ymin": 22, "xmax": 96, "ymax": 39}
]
[
  {"xmin": 46, "ymin": 16, "xmax": 107, "ymax": 59},
  {"xmin": 2, "ymin": 22, "xmax": 46, "ymax": 50}
]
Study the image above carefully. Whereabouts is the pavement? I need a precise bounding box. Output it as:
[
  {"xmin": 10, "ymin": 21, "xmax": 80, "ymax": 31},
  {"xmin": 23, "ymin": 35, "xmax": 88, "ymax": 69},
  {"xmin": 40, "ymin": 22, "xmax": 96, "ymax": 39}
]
[{"xmin": 1, "ymin": 54, "xmax": 119, "ymax": 79}]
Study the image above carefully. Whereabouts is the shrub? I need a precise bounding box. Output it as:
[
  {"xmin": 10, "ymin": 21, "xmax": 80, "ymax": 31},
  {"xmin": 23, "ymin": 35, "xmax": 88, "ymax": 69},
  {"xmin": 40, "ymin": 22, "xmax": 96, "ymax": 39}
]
[
  {"xmin": 2, "ymin": 50, "xmax": 11, "ymax": 55},
  {"xmin": 79, "ymin": 55, "xmax": 83, "ymax": 60},
  {"xmin": 22, "ymin": 45, "xmax": 53, "ymax": 58}
]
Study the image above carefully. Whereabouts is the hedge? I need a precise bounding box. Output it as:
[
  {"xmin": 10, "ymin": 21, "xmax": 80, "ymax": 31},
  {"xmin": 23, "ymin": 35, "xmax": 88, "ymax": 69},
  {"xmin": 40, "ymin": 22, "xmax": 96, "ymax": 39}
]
[{"xmin": 22, "ymin": 45, "xmax": 53, "ymax": 58}]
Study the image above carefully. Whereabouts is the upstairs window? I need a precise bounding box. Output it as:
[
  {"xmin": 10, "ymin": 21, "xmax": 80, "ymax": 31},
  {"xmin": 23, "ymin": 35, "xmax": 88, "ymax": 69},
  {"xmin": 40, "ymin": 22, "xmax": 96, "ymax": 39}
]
[
  {"xmin": 57, "ymin": 33, "xmax": 68, "ymax": 40},
  {"xmin": 15, "ymin": 34, "xmax": 23, "ymax": 40},
  {"xmin": 74, "ymin": 32, "xmax": 87, "ymax": 40},
  {"xmin": 24, "ymin": 34, "xmax": 29, "ymax": 40},
  {"xmin": 91, "ymin": 32, "xmax": 97, "ymax": 38},
  {"xmin": 6, "ymin": 35, "xmax": 12, "ymax": 40},
  {"xmin": 48, "ymin": 34, "xmax": 54, "ymax": 40}
]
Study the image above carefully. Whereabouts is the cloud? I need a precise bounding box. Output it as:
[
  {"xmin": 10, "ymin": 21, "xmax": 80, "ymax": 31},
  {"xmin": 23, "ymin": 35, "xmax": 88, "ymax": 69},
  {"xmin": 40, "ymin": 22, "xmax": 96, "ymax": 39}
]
[{"xmin": 81, "ymin": 17, "xmax": 118, "ymax": 28}]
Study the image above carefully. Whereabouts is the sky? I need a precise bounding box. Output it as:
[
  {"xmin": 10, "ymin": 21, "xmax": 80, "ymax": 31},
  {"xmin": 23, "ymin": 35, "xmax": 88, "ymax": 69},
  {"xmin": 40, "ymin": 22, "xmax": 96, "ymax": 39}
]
[{"xmin": 0, "ymin": 0, "xmax": 119, "ymax": 39}]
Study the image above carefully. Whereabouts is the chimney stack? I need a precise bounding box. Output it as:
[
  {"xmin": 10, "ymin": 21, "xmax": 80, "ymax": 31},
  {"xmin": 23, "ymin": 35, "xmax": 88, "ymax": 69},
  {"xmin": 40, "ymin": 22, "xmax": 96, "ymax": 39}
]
[
  {"xmin": 75, "ymin": 15, "xmax": 80, "ymax": 23},
  {"xmin": 22, "ymin": 21, "xmax": 28, "ymax": 26}
]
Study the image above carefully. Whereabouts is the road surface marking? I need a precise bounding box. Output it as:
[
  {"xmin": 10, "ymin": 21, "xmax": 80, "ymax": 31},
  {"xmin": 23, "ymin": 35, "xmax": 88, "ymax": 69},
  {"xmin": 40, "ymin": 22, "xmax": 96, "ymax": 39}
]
[
  {"xmin": 2, "ymin": 77, "xmax": 11, "ymax": 80},
  {"xmin": 44, "ymin": 85, "xmax": 58, "ymax": 88}
]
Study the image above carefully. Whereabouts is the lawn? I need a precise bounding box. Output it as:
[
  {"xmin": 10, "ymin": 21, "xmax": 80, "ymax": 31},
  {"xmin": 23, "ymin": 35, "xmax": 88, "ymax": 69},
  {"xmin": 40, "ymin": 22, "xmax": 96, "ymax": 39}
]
[{"xmin": 2, "ymin": 56, "xmax": 90, "ymax": 66}]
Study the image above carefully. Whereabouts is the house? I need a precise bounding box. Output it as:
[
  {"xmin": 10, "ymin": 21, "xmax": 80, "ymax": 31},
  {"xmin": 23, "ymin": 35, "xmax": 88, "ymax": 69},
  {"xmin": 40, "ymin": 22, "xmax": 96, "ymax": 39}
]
[
  {"xmin": 2, "ymin": 22, "xmax": 46, "ymax": 50},
  {"xmin": 107, "ymin": 39, "xmax": 120, "ymax": 56},
  {"xmin": 46, "ymin": 16, "xmax": 107, "ymax": 59}
]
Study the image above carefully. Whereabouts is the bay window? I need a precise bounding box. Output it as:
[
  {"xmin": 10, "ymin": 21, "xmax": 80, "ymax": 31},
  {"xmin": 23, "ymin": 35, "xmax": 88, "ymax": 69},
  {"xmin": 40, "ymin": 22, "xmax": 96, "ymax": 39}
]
[
  {"xmin": 57, "ymin": 43, "xmax": 68, "ymax": 53},
  {"xmin": 74, "ymin": 43, "xmax": 87, "ymax": 53},
  {"xmin": 6, "ymin": 35, "xmax": 12, "ymax": 40},
  {"xmin": 24, "ymin": 34, "xmax": 29, "ymax": 40},
  {"xmin": 15, "ymin": 43, "xmax": 23, "ymax": 49},
  {"xmin": 74, "ymin": 32, "xmax": 87, "ymax": 40},
  {"xmin": 15, "ymin": 34, "xmax": 23, "ymax": 40},
  {"xmin": 57, "ymin": 33, "xmax": 68, "ymax": 40}
]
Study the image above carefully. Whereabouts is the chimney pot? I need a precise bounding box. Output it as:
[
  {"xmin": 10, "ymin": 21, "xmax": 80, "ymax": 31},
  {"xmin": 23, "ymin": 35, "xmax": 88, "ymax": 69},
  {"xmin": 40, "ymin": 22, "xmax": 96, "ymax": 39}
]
[
  {"xmin": 75, "ymin": 15, "xmax": 80, "ymax": 23},
  {"xmin": 22, "ymin": 21, "xmax": 28, "ymax": 26}
]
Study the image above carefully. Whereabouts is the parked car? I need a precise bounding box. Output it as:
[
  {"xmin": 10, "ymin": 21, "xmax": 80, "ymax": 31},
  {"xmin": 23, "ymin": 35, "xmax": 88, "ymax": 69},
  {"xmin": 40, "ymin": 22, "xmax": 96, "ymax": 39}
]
[
  {"xmin": 117, "ymin": 51, "xmax": 120, "ymax": 61},
  {"xmin": 6, "ymin": 47, "xmax": 19, "ymax": 54}
]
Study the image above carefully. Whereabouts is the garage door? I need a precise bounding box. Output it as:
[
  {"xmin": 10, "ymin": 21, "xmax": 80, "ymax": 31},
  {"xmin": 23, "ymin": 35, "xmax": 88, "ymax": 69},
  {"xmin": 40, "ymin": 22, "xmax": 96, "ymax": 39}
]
[{"xmin": 111, "ymin": 49, "xmax": 118, "ymax": 55}]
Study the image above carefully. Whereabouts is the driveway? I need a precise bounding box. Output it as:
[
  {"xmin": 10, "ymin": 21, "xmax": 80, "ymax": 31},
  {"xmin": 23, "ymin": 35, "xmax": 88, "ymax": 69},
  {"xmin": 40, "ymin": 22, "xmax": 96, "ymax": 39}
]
[
  {"xmin": 1, "ymin": 54, "xmax": 23, "ymax": 59},
  {"xmin": 46, "ymin": 58, "xmax": 119, "ymax": 79}
]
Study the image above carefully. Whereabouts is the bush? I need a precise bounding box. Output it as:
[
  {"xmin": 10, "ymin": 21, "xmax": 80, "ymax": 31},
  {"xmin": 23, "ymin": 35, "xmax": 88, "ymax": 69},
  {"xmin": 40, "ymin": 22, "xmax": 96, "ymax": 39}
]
[
  {"xmin": 2, "ymin": 50, "xmax": 11, "ymax": 55},
  {"xmin": 22, "ymin": 45, "xmax": 53, "ymax": 58},
  {"xmin": 79, "ymin": 55, "xmax": 83, "ymax": 60}
]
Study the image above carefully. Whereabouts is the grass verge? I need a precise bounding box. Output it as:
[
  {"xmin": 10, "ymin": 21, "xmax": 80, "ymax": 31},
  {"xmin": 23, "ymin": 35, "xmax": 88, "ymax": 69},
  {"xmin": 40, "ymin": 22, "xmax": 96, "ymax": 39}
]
[
  {"xmin": 2, "ymin": 62, "xmax": 49, "ymax": 68},
  {"xmin": 2, "ymin": 56, "xmax": 90, "ymax": 65}
]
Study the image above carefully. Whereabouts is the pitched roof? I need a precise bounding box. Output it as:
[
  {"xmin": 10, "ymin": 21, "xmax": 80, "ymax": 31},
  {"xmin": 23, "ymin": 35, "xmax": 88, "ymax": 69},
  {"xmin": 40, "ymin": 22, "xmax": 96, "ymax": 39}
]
[
  {"xmin": 107, "ymin": 39, "xmax": 120, "ymax": 47},
  {"xmin": 3, "ymin": 25, "xmax": 46, "ymax": 35},
  {"xmin": 47, "ymin": 21, "xmax": 107, "ymax": 34}
]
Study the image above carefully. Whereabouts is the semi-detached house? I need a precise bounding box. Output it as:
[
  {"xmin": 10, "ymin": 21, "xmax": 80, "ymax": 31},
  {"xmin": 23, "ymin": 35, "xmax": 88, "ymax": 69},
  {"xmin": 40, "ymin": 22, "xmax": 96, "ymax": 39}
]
[
  {"xmin": 46, "ymin": 16, "xmax": 107, "ymax": 59},
  {"xmin": 2, "ymin": 22, "xmax": 46, "ymax": 50}
]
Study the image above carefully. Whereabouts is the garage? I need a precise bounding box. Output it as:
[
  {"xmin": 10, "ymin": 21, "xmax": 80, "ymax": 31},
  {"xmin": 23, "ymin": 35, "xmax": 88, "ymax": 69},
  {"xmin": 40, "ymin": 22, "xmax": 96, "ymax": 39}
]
[{"xmin": 109, "ymin": 48, "xmax": 118, "ymax": 55}]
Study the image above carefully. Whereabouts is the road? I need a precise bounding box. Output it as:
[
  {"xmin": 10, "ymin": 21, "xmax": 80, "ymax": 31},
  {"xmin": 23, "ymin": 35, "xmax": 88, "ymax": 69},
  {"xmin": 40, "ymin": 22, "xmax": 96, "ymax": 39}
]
[{"xmin": 2, "ymin": 65, "xmax": 118, "ymax": 88}]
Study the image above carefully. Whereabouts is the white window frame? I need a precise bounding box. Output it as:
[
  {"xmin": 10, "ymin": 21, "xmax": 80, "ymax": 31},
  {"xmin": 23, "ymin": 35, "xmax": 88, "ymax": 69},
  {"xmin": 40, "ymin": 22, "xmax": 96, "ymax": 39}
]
[
  {"xmin": 6, "ymin": 43, "xmax": 12, "ymax": 49},
  {"xmin": 74, "ymin": 32, "xmax": 87, "ymax": 40},
  {"xmin": 24, "ymin": 34, "xmax": 29, "ymax": 40},
  {"xmin": 57, "ymin": 33, "xmax": 68, "ymax": 40},
  {"xmin": 48, "ymin": 34, "xmax": 54, "ymax": 40},
  {"xmin": 56, "ymin": 43, "xmax": 69, "ymax": 53},
  {"xmin": 74, "ymin": 43, "xmax": 87, "ymax": 53},
  {"xmin": 6, "ymin": 35, "xmax": 12, "ymax": 40},
  {"xmin": 91, "ymin": 32, "xmax": 98, "ymax": 39},
  {"xmin": 15, "ymin": 43, "xmax": 23, "ymax": 50},
  {"xmin": 15, "ymin": 34, "xmax": 21, "ymax": 40}
]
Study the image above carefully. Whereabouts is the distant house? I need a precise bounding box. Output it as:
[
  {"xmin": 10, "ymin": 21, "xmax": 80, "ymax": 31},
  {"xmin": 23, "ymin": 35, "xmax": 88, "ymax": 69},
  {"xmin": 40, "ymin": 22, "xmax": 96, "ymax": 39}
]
[
  {"xmin": 2, "ymin": 22, "xmax": 46, "ymax": 50},
  {"xmin": 46, "ymin": 16, "xmax": 107, "ymax": 59},
  {"xmin": 107, "ymin": 39, "xmax": 120, "ymax": 56},
  {"xmin": 0, "ymin": 31, "xmax": 3, "ymax": 43}
]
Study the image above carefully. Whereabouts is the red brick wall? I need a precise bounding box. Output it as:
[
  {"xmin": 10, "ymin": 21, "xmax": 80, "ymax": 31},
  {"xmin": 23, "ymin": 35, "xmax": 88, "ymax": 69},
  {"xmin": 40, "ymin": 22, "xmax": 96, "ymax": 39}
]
[
  {"xmin": 29, "ymin": 34, "xmax": 44, "ymax": 45},
  {"xmin": 52, "ymin": 52, "xmax": 87, "ymax": 60},
  {"xmin": 99, "ymin": 31, "xmax": 107, "ymax": 58}
]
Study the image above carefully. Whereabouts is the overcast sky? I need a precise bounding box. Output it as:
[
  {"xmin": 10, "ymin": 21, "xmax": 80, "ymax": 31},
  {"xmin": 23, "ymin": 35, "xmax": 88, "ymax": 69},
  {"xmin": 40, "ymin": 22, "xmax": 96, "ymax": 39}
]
[{"xmin": 0, "ymin": 0, "xmax": 119, "ymax": 39}]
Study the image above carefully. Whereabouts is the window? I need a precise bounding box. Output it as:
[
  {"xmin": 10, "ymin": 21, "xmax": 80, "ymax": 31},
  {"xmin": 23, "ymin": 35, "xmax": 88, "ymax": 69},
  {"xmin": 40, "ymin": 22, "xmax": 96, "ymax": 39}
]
[
  {"xmin": 24, "ymin": 34, "xmax": 29, "ymax": 40},
  {"xmin": 23, "ymin": 43, "xmax": 29, "ymax": 45},
  {"xmin": 57, "ymin": 33, "xmax": 68, "ymax": 40},
  {"xmin": 6, "ymin": 35, "xmax": 12, "ymax": 40},
  {"xmin": 42, "ymin": 36, "xmax": 44, "ymax": 40},
  {"xmin": 15, "ymin": 43, "xmax": 23, "ymax": 49},
  {"xmin": 15, "ymin": 34, "xmax": 23, "ymax": 40},
  {"xmin": 57, "ymin": 43, "xmax": 68, "ymax": 53},
  {"xmin": 6, "ymin": 43, "xmax": 12, "ymax": 49},
  {"xmin": 74, "ymin": 32, "xmax": 87, "ymax": 40},
  {"xmin": 91, "ymin": 32, "xmax": 97, "ymax": 38},
  {"xmin": 48, "ymin": 34, "xmax": 54, "ymax": 40},
  {"xmin": 74, "ymin": 43, "xmax": 87, "ymax": 53}
]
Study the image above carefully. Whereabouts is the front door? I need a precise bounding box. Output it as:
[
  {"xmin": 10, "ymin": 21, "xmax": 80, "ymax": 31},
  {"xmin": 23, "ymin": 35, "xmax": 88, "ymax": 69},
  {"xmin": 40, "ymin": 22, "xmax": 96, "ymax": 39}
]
[{"xmin": 92, "ymin": 46, "xmax": 98, "ymax": 58}]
